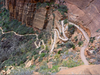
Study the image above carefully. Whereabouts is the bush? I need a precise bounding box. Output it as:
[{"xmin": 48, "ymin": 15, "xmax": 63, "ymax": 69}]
[
  {"xmin": 58, "ymin": 5, "xmax": 68, "ymax": 16},
  {"xmin": 54, "ymin": 54, "xmax": 60, "ymax": 59},
  {"xmin": 89, "ymin": 37, "xmax": 95, "ymax": 43},
  {"xmin": 0, "ymin": 10, "xmax": 35, "ymax": 35},
  {"xmin": 58, "ymin": 50, "xmax": 61, "ymax": 54},
  {"xmin": 34, "ymin": 55, "xmax": 38, "ymax": 61},
  {"xmin": 50, "ymin": 65, "xmax": 59, "ymax": 73},
  {"xmin": 74, "ymin": 36, "xmax": 78, "ymax": 42},
  {"xmin": 10, "ymin": 67, "xmax": 34, "ymax": 75},
  {"xmin": 45, "ymin": 45, "xmax": 48, "ymax": 50},
  {"xmin": 64, "ymin": 19, "xmax": 68, "ymax": 24},
  {"xmin": 78, "ymin": 41, "xmax": 83, "ymax": 46},
  {"xmin": 68, "ymin": 25, "xmax": 75, "ymax": 34},
  {"xmin": 65, "ymin": 42, "xmax": 75, "ymax": 49},
  {"xmin": 40, "ymin": 53, "xmax": 46, "ymax": 57},
  {"xmin": 72, "ymin": 44, "xmax": 75, "ymax": 49},
  {"xmin": 62, "ymin": 58, "xmax": 83, "ymax": 68}
]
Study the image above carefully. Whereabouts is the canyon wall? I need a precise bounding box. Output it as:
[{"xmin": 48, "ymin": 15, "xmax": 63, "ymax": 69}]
[
  {"xmin": 5, "ymin": 0, "xmax": 52, "ymax": 29},
  {"xmin": 57, "ymin": 0, "xmax": 100, "ymax": 37},
  {"xmin": 4, "ymin": 0, "xmax": 100, "ymax": 37}
]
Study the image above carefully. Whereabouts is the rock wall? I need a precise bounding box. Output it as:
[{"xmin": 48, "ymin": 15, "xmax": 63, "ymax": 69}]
[
  {"xmin": 5, "ymin": 0, "xmax": 52, "ymax": 29},
  {"xmin": 5, "ymin": 0, "xmax": 100, "ymax": 36},
  {"xmin": 55, "ymin": 0, "xmax": 100, "ymax": 37},
  {"xmin": 57, "ymin": 64, "xmax": 100, "ymax": 74},
  {"xmin": 64, "ymin": 0, "xmax": 100, "ymax": 37}
]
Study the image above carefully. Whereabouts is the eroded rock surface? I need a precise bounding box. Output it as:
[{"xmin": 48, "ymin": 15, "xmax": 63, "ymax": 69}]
[
  {"xmin": 64, "ymin": 0, "xmax": 100, "ymax": 37},
  {"xmin": 57, "ymin": 64, "xmax": 100, "ymax": 75}
]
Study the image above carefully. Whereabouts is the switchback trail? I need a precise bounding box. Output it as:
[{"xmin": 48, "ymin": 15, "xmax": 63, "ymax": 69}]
[{"xmin": 69, "ymin": 22, "xmax": 89, "ymax": 65}]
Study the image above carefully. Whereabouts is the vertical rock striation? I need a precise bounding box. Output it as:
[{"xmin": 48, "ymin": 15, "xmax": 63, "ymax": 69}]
[{"xmin": 5, "ymin": 0, "xmax": 52, "ymax": 29}]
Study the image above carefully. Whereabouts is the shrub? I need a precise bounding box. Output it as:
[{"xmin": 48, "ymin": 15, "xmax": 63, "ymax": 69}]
[
  {"xmin": 45, "ymin": 45, "xmax": 48, "ymax": 50},
  {"xmin": 40, "ymin": 53, "xmax": 46, "ymax": 57},
  {"xmin": 65, "ymin": 42, "xmax": 75, "ymax": 49},
  {"xmin": 34, "ymin": 55, "xmax": 38, "ymax": 61},
  {"xmin": 68, "ymin": 25, "xmax": 75, "ymax": 34},
  {"xmin": 38, "ymin": 57, "xmax": 43, "ymax": 62},
  {"xmin": 10, "ymin": 67, "xmax": 34, "ymax": 75},
  {"xmin": 54, "ymin": 54, "xmax": 60, "ymax": 59},
  {"xmin": 78, "ymin": 41, "xmax": 83, "ymax": 46},
  {"xmin": 72, "ymin": 44, "xmax": 75, "ymax": 49},
  {"xmin": 62, "ymin": 58, "xmax": 83, "ymax": 68},
  {"xmin": 89, "ymin": 37, "xmax": 95, "ymax": 43},
  {"xmin": 62, "ymin": 60, "xmax": 67, "ymax": 67},
  {"xmin": 38, "ymin": 32, "xmax": 43, "ymax": 39},
  {"xmin": 58, "ymin": 50, "xmax": 61, "ymax": 54},
  {"xmin": 50, "ymin": 65, "xmax": 59, "ymax": 73},
  {"xmin": 58, "ymin": 5, "xmax": 68, "ymax": 16},
  {"xmin": 64, "ymin": 19, "xmax": 68, "ymax": 24},
  {"xmin": 74, "ymin": 36, "xmax": 78, "ymax": 42}
]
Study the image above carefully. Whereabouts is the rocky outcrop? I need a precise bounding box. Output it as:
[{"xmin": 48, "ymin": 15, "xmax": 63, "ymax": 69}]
[
  {"xmin": 63, "ymin": 0, "xmax": 100, "ymax": 37},
  {"xmin": 5, "ymin": 0, "xmax": 52, "ymax": 29},
  {"xmin": 57, "ymin": 64, "xmax": 100, "ymax": 75},
  {"xmin": 4, "ymin": 0, "xmax": 100, "ymax": 36},
  {"xmin": 55, "ymin": 0, "xmax": 100, "ymax": 37},
  {"xmin": 33, "ymin": 7, "xmax": 47, "ymax": 29}
]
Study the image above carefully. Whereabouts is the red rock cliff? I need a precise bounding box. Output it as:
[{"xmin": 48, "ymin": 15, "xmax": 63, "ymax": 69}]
[
  {"xmin": 55, "ymin": 0, "xmax": 100, "ymax": 37},
  {"xmin": 5, "ymin": 0, "xmax": 52, "ymax": 29}
]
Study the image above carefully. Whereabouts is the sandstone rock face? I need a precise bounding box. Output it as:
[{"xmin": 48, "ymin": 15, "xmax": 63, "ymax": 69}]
[
  {"xmin": 57, "ymin": 65, "xmax": 100, "ymax": 75},
  {"xmin": 33, "ymin": 7, "xmax": 47, "ymax": 29},
  {"xmin": 5, "ymin": 0, "xmax": 52, "ymax": 29},
  {"xmin": 64, "ymin": 0, "xmax": 100, "ymax": 37}
]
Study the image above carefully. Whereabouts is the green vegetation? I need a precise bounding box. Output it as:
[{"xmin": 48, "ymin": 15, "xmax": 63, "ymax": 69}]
[
  {"xmin": 68, "ymin": 25, "xmax": 76, "ymax": 34},
  {"xmin": 0, "ymin": 33, "xmax": 38, "ymax": 69},
  {"xmin": 78, "ymin": 41, "xmax": 83, "ymax": 46},
  {"xmin": 74, "ymin": 36, "xmax": 78, "ymax": 42},
  {"xmin": 54, "ymin": 54, "xmax": 60, "ymax": 59},
  {"xmin": 36, "ymin": 2, "xmax": 52, "ymax": 9},
  {"xmin": 58, "ymin": 50, "xmax": 61, "ymax": 54},
  {"xmin": 64, "ymin": 19, "xmax": 68, "ymax": 24},
  {"xmin": 62, "ymin": 58, "xmax": 83, "ymax": 68},
  {"xmin": 40, "ymin": 53, "xmax": 46, "ymax": 57},
  {"xmin": 65, "ymin": 42, "xmax": 75, "ymax": 49},
  {"xmin": 0, "ymin": 8, "xmax": 35, "ymax": 35},
  {"xmin": 0, "ymin": 29, "xmax": 2, "ymax": 35},
  {"xmin": 0, "ymin": 2, "xmax": 86, "ymax": 75},
  {"xmin": 58, "ymin": 5, "xmax": 68, "ymax": 16},
  {"xmin": 10, "ymin": 67, "xmax": 34, "ymax": 75},
  {"xmin": 89, "ymin": 37, "xmax": 95, "ymax": 43}
]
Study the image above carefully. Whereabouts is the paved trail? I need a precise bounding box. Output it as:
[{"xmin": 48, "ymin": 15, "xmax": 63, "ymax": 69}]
[
  {"xmin": 69, "ymin": 22, "xmax": 89, "ymax": 65},
  {"xmin": 0, "ymin": 22, "xmax": 90, "ymax": 65}
]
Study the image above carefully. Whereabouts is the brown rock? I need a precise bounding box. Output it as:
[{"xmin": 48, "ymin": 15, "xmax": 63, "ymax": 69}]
[
  {"xmin": 56, "ymin": 65, "xmax": 100, "ymax": 75},
  {"xmin": 33, "ymin": 7, "xmax": 47, "ymax": 29},
  {"xmin": 33, "ymin": 72, "xmax": 40, "ymax": 75},
  {"xmin": 63, "ymin": 0, "xmax": 100, "ymax": 37},
  {"xmin": 54, "ymin": 48, "xmax": 62, "ymax": 53}
]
